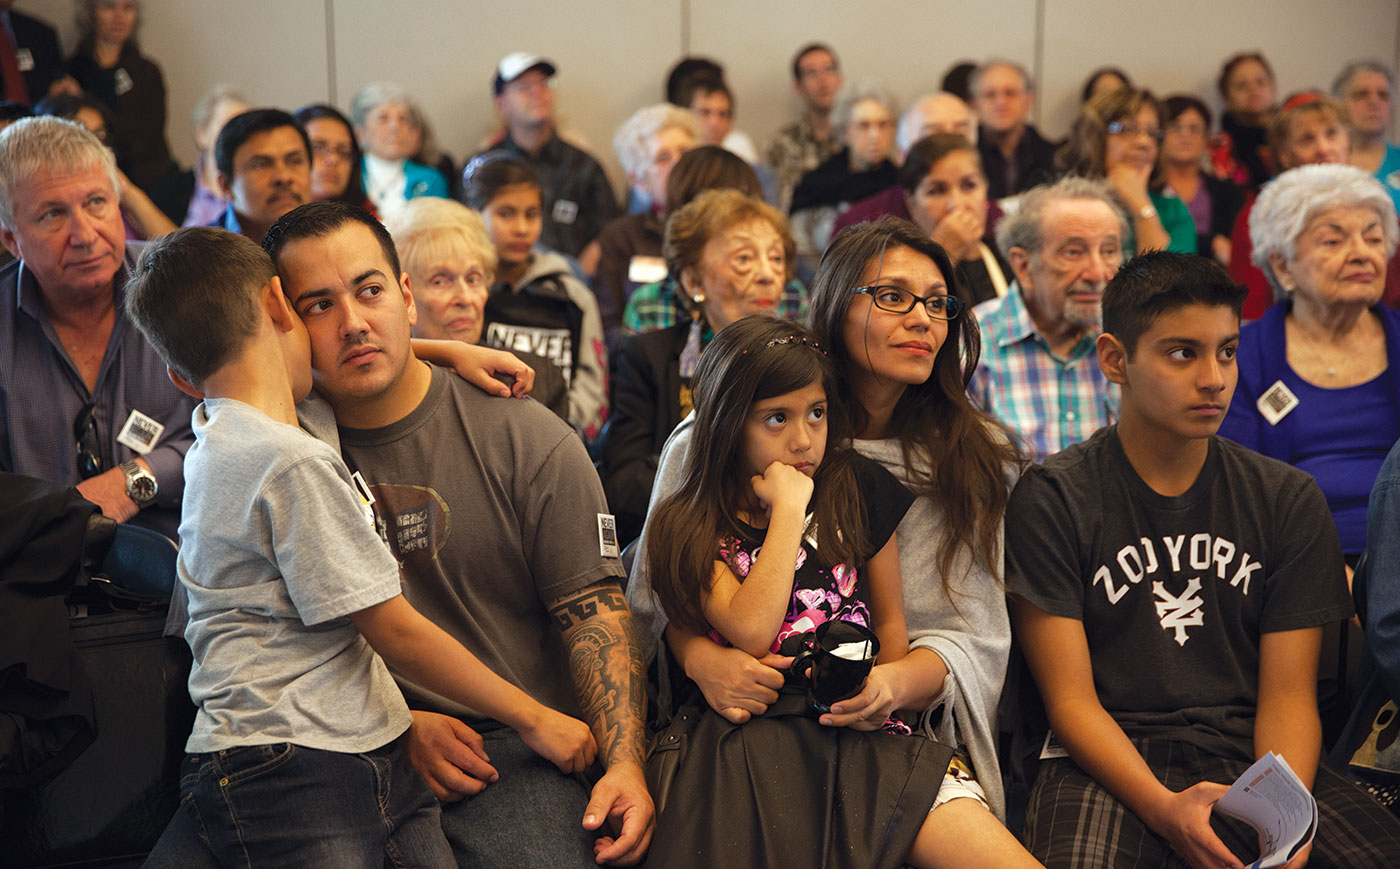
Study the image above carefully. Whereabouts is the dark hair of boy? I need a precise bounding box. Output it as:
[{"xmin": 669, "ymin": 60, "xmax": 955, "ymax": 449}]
[
  {"xmin": 124, "ymin": 226, "xmax": 275, "ymax": 387},
  {"xmin": 460, "ymin": 154, "xmax": 539, "ymax": 211},
  {"xmin": 644, "ymin": 315, "xmax": 868, "ymax": 634},
  {"xmin": 262, "ymin": 200, "xmax": 401, "ymax": 278},
  {"xmin": 1101, "ymin": 250, "xmax": 1247, "ymax": 358},
  {"xmin": 214, "ymin": 108, "xmax": 313, "ymax": 179}
]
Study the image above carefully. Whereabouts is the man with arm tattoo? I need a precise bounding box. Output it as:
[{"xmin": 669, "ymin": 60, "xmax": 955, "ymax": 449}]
[{"xmin": 264, "ymin": 201, "xmax": 654, "ymax": 867}]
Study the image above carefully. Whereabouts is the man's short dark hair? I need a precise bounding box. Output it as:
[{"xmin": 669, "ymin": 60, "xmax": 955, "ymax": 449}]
[
  {"xmin": 665, "ymin": 56, "xmax": 726, "ymax": 107},
  {"xmin": 215, "ymin": 108, "xmax": 312, "ymax": 179},
  {"xmin": 791, "ymin": 43, "xmax": 837, "ymax": 82},
  {"xmin": 1102, "ymin": 251, "xmax": 1247, "ymax": 358},
  {"xmin": 262, "ymin": 200, "xmax": 402, "ymax": 280},
  {"xmin": 124, "ymin": 227, "xmax": 274, "ymax": 387}
]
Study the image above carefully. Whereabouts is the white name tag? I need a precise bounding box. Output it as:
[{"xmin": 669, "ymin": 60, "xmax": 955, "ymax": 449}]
[
  {"xmin": 113, "ymin": 67, "xmax": 133, "ymax": 95},
  {"xmin": 1257, "ymin": 380, "xmax": 1299, "ymax": 426},
  {"xmin": 15, "ymin": 48, "xmax": 33, "ymax": 72},
  {"xmin": 350, "ymin": 471, "xmax": 377, "ymax": 528},
  {"xmin": 116, "ymin": 409, "xmax": 164, "ymax": 455},
  {"xmin": 597, "ymin": 512, "xmax": 619, "ymax": 559},
  {"xmin": 627, "ymin": 255, "xmax": 667, "ymax": 285},
  {"xmin": 1039, "ymin": 729, "xmax": 1069, "ymax": 760},
  {"xmin": 551, "ymin": 198, "xmax": 578, "ymax": 225}
]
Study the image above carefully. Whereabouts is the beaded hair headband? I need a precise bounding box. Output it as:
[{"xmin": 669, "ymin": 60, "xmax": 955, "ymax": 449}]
[{"xmin": 743, "ymin": 334, "xmax": 827, "ymax": 356}]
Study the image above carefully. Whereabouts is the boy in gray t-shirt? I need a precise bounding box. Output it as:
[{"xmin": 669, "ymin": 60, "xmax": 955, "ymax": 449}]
[{"xmin": 125, "ymin": 227, "xmax": 595, "ymax": 865}]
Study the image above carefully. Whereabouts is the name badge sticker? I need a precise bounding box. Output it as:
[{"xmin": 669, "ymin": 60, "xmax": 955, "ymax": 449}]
[
  {"xmin": 350, "ymin": 471, "xmax": 376, "ymax": 528},
  {"xmin": 113, "ymin": 67, "xmax": 133, "ymax": 95},
  {"xmin": 1257, "ymin": 380, "xmax": 1299, "ymax": 426},
  {"xmin": 15, "ymin": 48, "xmax": 33, "ymax": 72},
  {"xmin": 598, "ymin": 513, "xmax": 620, "ymax": 559},
  {"xmin": 627, "ymin": 255, "xmax": 667, "ymax": 285},
  {"xmin": 552, "ymin": 198, "xmax": 579, "ymax": 225},
  {"xmin": 116, "ymin": 409, "xmax": 164, "ymax": 455},
  {"xmin": 1039, "ymin": 729, "xmax": 1069, "ymax": 760}
]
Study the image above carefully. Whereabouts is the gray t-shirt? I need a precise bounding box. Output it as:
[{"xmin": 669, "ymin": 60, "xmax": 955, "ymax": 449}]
[
  {"xmin": 338, "ymin": 364, "xmax": 624, "ymax": 724},
  {"xmin": 180, "ymin": 399, "xmax": 411, "ymax": 753}
]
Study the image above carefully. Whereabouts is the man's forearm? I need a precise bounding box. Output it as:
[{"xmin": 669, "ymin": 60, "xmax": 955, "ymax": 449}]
[{"xmin": 552, "ymin": 582, "xmax": 647, "ymax": 768}]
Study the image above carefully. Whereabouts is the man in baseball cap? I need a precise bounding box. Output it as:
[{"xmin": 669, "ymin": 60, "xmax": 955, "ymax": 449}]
[{"xmin": 473, "ymin": 52, "xmax": 618, "ymax": 258}]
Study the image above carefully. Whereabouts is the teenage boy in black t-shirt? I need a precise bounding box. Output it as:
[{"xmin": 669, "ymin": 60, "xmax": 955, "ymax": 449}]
[{"xmin": 1007, "ymin": 251, "xmax": 1400, "ymax": 868}]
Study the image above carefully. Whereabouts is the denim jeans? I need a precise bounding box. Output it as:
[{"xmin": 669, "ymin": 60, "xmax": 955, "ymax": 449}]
[{"xmin": 148, "ymin": 733, "xmax": 452, "ymax": 868}]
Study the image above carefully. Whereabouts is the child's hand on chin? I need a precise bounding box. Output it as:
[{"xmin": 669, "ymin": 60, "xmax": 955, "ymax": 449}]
[{"xmin": 750, "ymin": 461, "xmax": 815, "ymax": 517}]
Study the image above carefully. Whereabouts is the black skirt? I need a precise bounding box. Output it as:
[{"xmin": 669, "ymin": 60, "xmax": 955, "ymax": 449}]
[{"xmin": 644, "ymin": 691, "xmax": 953, "ymax": 868}]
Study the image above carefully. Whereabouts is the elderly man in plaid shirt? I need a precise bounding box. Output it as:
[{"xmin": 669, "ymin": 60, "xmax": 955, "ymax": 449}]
[{"xmin": 969, "ymin": 177, "xmax": 1127, "ymax": 461}]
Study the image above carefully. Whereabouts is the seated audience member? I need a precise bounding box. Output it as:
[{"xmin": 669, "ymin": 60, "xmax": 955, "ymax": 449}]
[
  {"xmin": 1008, "ymin": 250, "xmax": 1400, "ymax": 868},
  {"xmin": 622, "ymin": 145, "xmax": 808, "ymax": 335},
  {"xmin": 463, "ymin": 155, "xmax": 607, "ymax": 440},
  {"xmin": 1334, "ymin": 59, "xmax": 1400, "ymax": 210},
  {"xmin": 1056, "ymin": 87, "xmax": 1196, "ymax": 254},
  {"xmin": 295, "ymin": 103, "xmax": 372, "ymax": 212},
  {"xmin": 65, "ymin": 0, "xmax": 173, "ymax": 194},
  {"xmin": 627, "ymin": 219, "xmax": 1035, "ymax": 863},
  {"xmin": 789, "ymin": 83, "xmax": 898, "ymax": 267},
  {"xmin": 973, "ymin": 60, "xmax": 1058, "ymax": 200},
  {"xmin": 264, "ymin": 201, "xmax": 653, "ymax": 866},
  {"xmin": 472, "ymin": 52, "xmax": 618, "ymax": 258},
  {"xmin": 601, "ymin": 189, "xmax": 792, "ymax": 546},
  {"xmin": 1219, "ymin": 164, "xmax": 1400, "ymax": 562},
  {"xmin": 831, "ymin": 92, "xmax": 989, "ymax": 236},
  {"xmin": 35, "ymin": 92, "xmax": 176, "ymax": 240},
  {"xmin": 899, "ymin": 134, "xmax": 1012, "ymax": 306},
  {"xmin": 1228, "ymin": 93, "xmax": 1358, "ymax": 318},
  {"xmin": 129, "ymin": 226, "xmax": 595, "ymax": 866},
  {"xmin": 1156, "ymin": 94, "xmax": 1245, "ymax": 264},
  {"xmin": 1081, "ymin": 66, "xmax": 1131, "ymax": 103},
  {"xmin": 969, "ymin": 177, "xmax": 1127, "ymax": 462},
  {"xmin": 666, "ymin": 57, "xmax": 760, "ymax": 164},
  {"xmin": 588, "ymin": 103, "xmax": 696, "ymax": 350},
  {"xmin": 0, "ymin": 2, "xmax": 70, "ymax": 102},
  {"xmin": 211, "ymin": 108, "xmax": 311, "ymax": 244},
  {"xmin": 349, "ymin": 82, "xmax": 447, "ymax": 219},
  {"xmin": 0, "ymin": 117, "xmax": 194, "ymax": 541},
  {"xmin": 766, "ymin": 42, "xmax": 844, "ymax": 212},
  {"xmin": 178, "ymin": 85, "xmax": 247, "ymax": 227},
  {"xmin": 1211, "ymin": 51, "xmax": 1278, "ymax": 191},
  {"xmin": 385, "ymin": 195, "xmax": 569, "ymax": 419}
]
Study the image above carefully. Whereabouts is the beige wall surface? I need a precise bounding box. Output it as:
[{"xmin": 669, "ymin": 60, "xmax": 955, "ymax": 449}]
[{"xmin": 16, "ymin": 0, "xmax": 1400, "ymax": 195}]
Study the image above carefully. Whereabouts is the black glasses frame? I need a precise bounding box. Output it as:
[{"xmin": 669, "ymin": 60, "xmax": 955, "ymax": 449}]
[
  {"xmin": 853, "ymin": 284, "xmax": 964, "ymax": 321},
  {"xmin": 73, "ymin": 402, "xmax": 102, "ymax": 479}
]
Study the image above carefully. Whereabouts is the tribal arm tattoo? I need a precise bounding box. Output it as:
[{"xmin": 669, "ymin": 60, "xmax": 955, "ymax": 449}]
[{"xmin": 549, "ymin": 581, "xmax": 647, "ymax": 768}]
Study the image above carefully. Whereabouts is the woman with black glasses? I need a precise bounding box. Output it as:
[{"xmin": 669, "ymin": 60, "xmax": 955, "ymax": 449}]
[{"xmin": 1057, "ymin": 87, "xmax": 1196, "ymax": 255}]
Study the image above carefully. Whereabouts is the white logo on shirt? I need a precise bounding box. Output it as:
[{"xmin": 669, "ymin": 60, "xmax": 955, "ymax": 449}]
[{"xmin": 1153, "ymin": 577, "xmax": 1205, "ymax": 646}]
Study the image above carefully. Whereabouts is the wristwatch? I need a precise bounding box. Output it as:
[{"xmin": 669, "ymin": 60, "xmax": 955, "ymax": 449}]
[{"xmin": 120, "ymin": 460, "xmax": 158, "ymax": 508}]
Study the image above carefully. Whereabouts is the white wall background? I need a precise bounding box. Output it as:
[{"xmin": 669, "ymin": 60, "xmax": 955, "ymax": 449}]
[{"xmin": 18, "ymin": 0, "xmax": 1400, "ymax": 196}]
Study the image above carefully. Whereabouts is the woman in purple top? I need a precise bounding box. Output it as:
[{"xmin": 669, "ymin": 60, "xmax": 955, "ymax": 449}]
[{"xmin": 1218, "ymin": 163, "xmax": 1400, "ymax": 559}]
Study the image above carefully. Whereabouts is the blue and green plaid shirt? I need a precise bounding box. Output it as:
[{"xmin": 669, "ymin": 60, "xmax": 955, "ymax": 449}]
[{"xmin": 621, "ymin": 275, "xmax": 810, "ymax": 335}]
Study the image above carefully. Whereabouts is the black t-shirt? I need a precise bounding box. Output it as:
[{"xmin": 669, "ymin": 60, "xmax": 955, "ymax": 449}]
[{"xmin": 1006, "ymin": 427, "xmax": 1352, "ymax": 758}]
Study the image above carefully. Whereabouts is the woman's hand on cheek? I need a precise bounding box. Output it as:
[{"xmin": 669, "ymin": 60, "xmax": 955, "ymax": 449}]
[{"xmin": 820, "ymin": 664, "xmax": 901, "ymax": 730}]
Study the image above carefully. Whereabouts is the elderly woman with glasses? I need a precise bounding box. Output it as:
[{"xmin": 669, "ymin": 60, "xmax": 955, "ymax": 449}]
[
  {"xmin": 601, "ymin": 189, "xmax": 794, "ymax": 545},
  {"xmin": 349, "ymin": 82, "xmax": 448, "ymax": 219},
  {"xmin": 1057, "ymin": 87, "xmax": 1196, "ymax": 255},
  {"xmin": 1219, "ymin": 163, "xmax": 1400, "ymax": 562},
  {"xmin": 625, "ymin": 217, "xmax": 1033, "ymax": 866}
]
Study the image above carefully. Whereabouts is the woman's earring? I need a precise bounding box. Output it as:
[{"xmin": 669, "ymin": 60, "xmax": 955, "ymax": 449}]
[{"xmin": 692, "ymin": 293, "xmax": 706, "ymax": 305}]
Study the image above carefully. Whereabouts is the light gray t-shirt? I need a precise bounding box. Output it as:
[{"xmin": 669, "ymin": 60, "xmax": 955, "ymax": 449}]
[
  {"xmin": 338, "ymin": 364, "xmax": 624, "ymax": 724},
  {"xmin": 180, "ymin": 398, "xmax": 411, "ymax": 753}
]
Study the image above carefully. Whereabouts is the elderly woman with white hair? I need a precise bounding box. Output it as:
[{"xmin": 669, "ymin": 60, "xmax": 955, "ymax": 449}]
[
  {"xmin": 350, "ymin": 82, "xmax": 448, "ymax": 218},
  {"xmin": 585, "ymin": 103, "xmax": 697, "ymax": 350},
  {"xmin": 384, "ymin": 196, "xmax": 569, "ymax": 420},
  {"xmin": 1219, "ymin": 163, "xmax": 1400, "ymax": 560}
]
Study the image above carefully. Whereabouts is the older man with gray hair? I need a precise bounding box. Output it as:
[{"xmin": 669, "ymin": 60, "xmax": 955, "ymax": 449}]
[
  {"xmin": 968, "ymin": 176, "xmax": 1129, "ymax": 461},
  {"xmin": 973, "ymin": 59, "xmax": 1059, "ymax": 200},
  {"xmin": 0, "ymin": 116, "xmax": 194, "ymax": 539}
]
